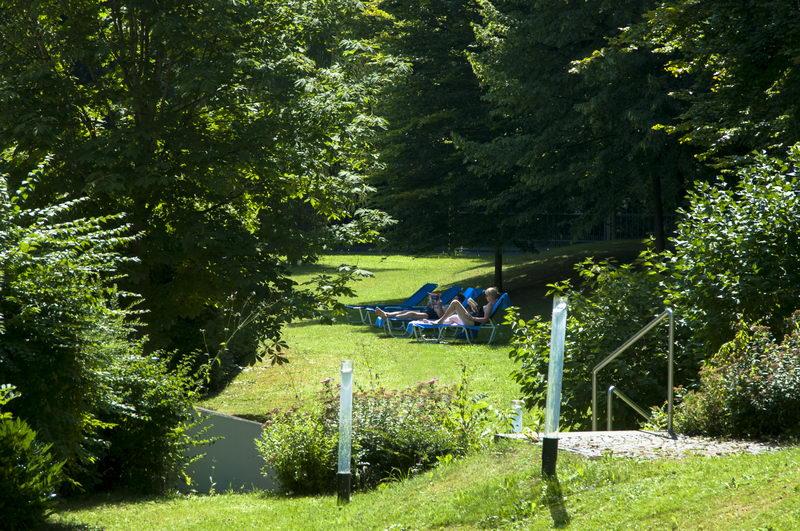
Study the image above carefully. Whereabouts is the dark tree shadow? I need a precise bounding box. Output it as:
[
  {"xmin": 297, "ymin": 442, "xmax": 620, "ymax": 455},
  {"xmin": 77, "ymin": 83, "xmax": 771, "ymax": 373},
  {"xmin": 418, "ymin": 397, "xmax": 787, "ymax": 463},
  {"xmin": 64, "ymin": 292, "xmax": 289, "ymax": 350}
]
[
  {"xmin": 37, "ymin": 521, "xmax": 99, "ymax": 531},
  {"xmin": 543, "ymin": 476, "xmax": 571, "ymax": 528}
]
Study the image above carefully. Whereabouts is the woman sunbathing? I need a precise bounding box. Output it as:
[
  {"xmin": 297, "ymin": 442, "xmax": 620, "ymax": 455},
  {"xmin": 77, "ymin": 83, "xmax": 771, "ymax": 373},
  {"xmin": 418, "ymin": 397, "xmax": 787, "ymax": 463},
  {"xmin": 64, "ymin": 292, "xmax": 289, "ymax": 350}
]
[
  {"xmin": 374, "ymin": 292, "xmax": 444, "ymax": 321},
  {"xmin": 435, "ymin": 287, "xmax": 499, "ymax": 327}
]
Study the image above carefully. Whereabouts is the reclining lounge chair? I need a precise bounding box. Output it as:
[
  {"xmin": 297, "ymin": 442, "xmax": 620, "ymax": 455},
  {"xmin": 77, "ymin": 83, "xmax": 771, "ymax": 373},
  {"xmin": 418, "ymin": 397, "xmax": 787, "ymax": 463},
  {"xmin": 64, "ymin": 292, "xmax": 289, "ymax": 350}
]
[
  {"xmin": 346, "ymin": 282, "xmax": 437, "ymax": 325},
  {"xmin": 408, "ymin": 292, "xmax": 511, "ymax": 345},
  {"xmin": 374, "ymin": 285, "xmax": 463, "ymax": 337}
]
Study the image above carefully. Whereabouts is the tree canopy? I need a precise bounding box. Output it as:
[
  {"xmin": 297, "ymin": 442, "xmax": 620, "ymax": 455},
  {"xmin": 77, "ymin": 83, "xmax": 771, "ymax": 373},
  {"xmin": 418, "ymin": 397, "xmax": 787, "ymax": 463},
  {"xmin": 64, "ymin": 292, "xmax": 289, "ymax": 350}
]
[{"xmin": 0, "ymin": 0, "xmax": 400, "ymax": 375}]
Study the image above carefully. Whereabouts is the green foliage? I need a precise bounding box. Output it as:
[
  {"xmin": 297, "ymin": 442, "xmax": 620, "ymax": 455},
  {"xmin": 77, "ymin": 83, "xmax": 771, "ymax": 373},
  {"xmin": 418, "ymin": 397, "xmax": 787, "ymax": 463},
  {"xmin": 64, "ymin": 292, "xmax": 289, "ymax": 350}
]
[
  {"xmin": 97, "ymin": 355, "xmax": 200, "ymax": 493},
  {"xmin": 0, "ymin": 165, "xmax": 137, "ymax": 478},
  {"xmin": 258, "ymin": 371, "xmax": 495, "ymax": 494},
  {"xmin": 466, "ymin": 0, "xmax": 696, "ymax": 245},
  {"xmin": 669, "ymin": 147, "xmax": 800, "ymax": 354},
  {"xmin": 675, "ymin": 313, "xmax": 800, "ymax": 439},
  {"xmin": 0, "ymin": 385, "xmax": 64, "ymax": 529},
  {"xmin": 256, "ymin": 409, "xmax": 339, "ymax": 495},
  {"xmin": 506, "ymin": 251, "xmax": 686, "ymax": 429},
  {"xmin": 369, "ymin": 0, "xmax": 496, "ymax": 251},
  {"xmin": 0, "ymin": 0, "xmax": 400, "ymax": 377},
  {"xmin": 634, "ymin": 0, "xmax": 800, "ymax": 166},
  {"xmin": 1, "ymin": 167, "xmax": 199, "ymax": 492},
  {"xmin": 509, "ymin": 146, "xmax": 800, "ymax": 431}
]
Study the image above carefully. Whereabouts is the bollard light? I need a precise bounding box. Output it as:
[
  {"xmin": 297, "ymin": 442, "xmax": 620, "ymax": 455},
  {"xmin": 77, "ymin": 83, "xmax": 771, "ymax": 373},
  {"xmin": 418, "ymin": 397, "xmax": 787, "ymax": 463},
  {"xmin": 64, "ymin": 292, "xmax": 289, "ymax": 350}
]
[
  {"xmin": 337, "ymin": 360, "xmax": 353, "ymax": 504},
  {"xmin": 542, "ymin": 296, "xmax": 568, "ymax": 477},
  {"xmin": 511, "ymin": 400, "xmax": 524, "ymax": 433}
]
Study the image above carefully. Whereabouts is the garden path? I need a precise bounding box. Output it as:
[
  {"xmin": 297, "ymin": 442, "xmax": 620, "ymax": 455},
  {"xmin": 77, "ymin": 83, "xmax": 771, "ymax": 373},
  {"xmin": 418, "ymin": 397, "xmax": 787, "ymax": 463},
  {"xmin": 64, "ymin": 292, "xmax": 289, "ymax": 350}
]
[{"xmin": 499, "ymin": 431, "xmax": 781, "ymax": 459}]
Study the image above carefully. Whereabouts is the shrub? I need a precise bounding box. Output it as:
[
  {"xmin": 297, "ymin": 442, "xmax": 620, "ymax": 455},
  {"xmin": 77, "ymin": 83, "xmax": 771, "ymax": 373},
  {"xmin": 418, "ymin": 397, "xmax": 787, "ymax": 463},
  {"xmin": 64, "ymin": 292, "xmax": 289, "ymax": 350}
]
[
  {"xmin": 0, "ymin": 385, "xmax": 63, "ymax": 528},
  {"xmin": 507, "ymin": 251, "xmax": 693, "ymax": 429},
  {"xmin": 257, "ymin": 371, "xmax": 494, "ymax": 494},
  {"xmin": 675, "ymin": 312, "xmax": 800, "ymax": 439},
  {"xmin": 670, "ymin": 146, "xmax": 800, "ymax": 355},
  {"xmin": 0, "ymin": 164, "xmax": 137, "ymax": 481},
  {"xmin": 256, "ymin": 410, "xmax": 339, "ymax": 495},
  {"xmin": 97, "ymin": 355, "xmax": 200, "ymax": 493},
  {"xmin": 509, "ymin": 145, "xmax": 800, "ymax": 432},
  {"xmin": 326, "ymin": 380, "xmax": 462, "ymax": 488},
  {"xmin": 1, "ymin": 164, "xmax": 199, "ymax": 492}
]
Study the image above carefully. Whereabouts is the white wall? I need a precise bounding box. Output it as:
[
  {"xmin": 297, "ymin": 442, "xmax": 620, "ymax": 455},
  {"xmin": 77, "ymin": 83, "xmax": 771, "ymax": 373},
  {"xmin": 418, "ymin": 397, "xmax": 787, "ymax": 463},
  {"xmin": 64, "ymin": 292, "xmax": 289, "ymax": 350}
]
[{"xmin": 180, "ymin": 408, "xmax": 279, "ymax": 493}]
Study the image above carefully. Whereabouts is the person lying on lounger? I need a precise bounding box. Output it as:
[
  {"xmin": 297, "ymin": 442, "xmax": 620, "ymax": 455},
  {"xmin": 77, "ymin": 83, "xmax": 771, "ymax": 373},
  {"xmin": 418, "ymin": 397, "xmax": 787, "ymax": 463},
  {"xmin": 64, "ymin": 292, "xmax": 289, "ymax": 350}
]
[
  {"xmin": 374, "ymin": 291, "xmax": 445, "ymax": 321},
  {"xmin": 435, "ymin": 286, "xmax": 499, "ymax": 327}
]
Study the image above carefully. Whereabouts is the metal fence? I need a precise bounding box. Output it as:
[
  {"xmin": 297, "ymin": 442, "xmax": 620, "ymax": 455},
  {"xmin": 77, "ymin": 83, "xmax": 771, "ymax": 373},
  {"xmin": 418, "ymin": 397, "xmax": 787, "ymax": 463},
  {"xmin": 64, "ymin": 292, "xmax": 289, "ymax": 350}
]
[
  {"xmin": 338, "ymin": 212, "xmax": 674, "ymax": 254},
  {"xmin": 527, "ymin": 213, "xmax": 675, "ymax": 246}
]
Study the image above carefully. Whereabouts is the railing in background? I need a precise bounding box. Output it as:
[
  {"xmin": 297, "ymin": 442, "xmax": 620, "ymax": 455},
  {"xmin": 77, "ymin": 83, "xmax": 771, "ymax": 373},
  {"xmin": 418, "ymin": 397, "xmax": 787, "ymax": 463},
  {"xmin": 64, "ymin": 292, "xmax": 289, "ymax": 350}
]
[{"xmin": 339, "ymin": 212, "xmax": 675, "ymax": 254}]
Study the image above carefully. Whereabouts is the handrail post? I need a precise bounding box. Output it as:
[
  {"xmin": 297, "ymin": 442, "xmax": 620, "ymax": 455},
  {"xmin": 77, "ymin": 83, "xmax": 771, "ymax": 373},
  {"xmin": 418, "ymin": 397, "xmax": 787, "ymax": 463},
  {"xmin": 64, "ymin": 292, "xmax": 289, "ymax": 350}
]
[
  {"xmin": 606, "ymin": 386, "xmax": 615, "ymax": 431},
  {"xmin": 592, "ymin": 371, "xmax": 598, "ymax": 431},
  {"xmin": 667, "ymin": 308, "xmax": 674, "ymax": 434},
  {"xmin": 591, "ymin": 308, "xmax": 674, "ymax": 432}
]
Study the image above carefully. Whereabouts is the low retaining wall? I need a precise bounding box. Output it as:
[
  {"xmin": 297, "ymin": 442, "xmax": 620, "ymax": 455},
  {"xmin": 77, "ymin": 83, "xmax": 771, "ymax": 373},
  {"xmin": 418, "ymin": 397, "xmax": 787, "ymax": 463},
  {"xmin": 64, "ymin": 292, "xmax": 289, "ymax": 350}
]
[{"xmin": 181, "ymin": 407, "xmax": 278, "ymax": 493}]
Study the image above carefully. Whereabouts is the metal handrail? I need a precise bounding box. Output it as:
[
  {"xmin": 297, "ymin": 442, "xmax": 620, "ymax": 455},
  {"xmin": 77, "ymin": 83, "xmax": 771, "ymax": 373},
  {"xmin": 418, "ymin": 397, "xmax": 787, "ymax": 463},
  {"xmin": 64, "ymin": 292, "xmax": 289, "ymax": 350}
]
[
  {"xmin": 607, "ymin": 385, "xmax": 650, "ymax": 431},
  {"xmin": 592, "ymin": 308, "xmax": 674, "ymax": 432}
]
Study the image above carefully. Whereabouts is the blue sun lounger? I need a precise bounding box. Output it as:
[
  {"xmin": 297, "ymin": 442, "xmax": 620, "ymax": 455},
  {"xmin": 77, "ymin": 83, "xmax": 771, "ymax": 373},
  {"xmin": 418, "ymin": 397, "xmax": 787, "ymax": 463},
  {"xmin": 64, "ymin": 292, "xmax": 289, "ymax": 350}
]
[
  {"xmin": 374, "ymin": 285, "xmax": 463, "ymax": 337},
  {"xmin": 346, "ymin": 282, "xmax": 437, "ymax": 325},
  {"xmin": 408, "ymin": 292, "xmax": 511, "ymax": 344}
]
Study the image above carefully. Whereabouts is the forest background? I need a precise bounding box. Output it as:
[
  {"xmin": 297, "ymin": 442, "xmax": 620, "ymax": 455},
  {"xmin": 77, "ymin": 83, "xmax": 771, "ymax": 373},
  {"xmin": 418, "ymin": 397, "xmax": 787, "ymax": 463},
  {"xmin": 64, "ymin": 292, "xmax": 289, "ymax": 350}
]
[{"xmin": 1, "ymin": 0, "xmax": 799, "ymax": 520}]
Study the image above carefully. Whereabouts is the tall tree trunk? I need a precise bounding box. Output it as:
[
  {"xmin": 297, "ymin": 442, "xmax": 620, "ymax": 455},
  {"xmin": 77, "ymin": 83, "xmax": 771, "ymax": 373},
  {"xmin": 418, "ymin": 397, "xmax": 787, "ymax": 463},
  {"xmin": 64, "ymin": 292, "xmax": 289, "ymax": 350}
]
[
  {"xmin": 494, "ymin": 245, "xmax": 503, "ymax": 291},
  {"xmin": 651, "ymin": 172, "xmax": 665, "ymax": 252}
]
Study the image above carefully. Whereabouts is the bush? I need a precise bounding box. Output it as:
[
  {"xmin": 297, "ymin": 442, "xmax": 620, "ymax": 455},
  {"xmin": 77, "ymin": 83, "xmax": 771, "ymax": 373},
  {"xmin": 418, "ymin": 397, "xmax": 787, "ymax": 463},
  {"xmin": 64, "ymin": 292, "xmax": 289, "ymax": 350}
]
[
  {"xmin": 256, "ymin": 411, "xmax": 339, "ymax": 495},
  {"xmin": 507, "ymin": 251, "xmax": 694, "ymax": 429},
  {"xmin": 0, "ymin": 385, "xmax": 63, "ymax": 529},
  {"xmin": 257, "ymin": 370, "xmax": 494, "ymax": 494},
  {"xmin": 0, "ymin": 165, "xmax": 137, "ymax": 481},
  {"xmin": 675, "ymin": 312, "xmax": 800, "ymax": 439},
  {"xmin": 509, "ymin": 145, "xmax": 800, "ymax": 431},
  {"xmin": 670, "ymin": 146, "xmax": 800, "ymax": 355},
  {"xmin": 1, "ymin": 165, "xmax": 199, "ymax": 492},
  {"xmin": 97, "ymin": 355, "xmax": 200, "ymax": 493}
]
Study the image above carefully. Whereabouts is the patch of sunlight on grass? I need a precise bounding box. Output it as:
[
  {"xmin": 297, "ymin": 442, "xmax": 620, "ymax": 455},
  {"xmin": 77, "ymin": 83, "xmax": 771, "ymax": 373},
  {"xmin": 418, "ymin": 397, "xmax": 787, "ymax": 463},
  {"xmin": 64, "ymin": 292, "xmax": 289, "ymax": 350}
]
[
  {"xmin": 53, "ymin": 444, "xmax": 800, "ymax": 530},
  {"xmin": 200, "ymin": 242, "xmax": 643, "ymax": 419}
]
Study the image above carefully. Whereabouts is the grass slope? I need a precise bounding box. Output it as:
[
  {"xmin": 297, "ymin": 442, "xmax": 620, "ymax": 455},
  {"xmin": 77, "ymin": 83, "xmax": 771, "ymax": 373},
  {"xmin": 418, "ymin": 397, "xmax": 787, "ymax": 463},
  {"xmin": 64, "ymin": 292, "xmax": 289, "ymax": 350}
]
[
  {"xmin": 199, "ymin": 242, "xmax": 642, "ymax": 419},
  {"xmin": 54, "ymin": 442, "xmax": 800, "ymax": 529}
]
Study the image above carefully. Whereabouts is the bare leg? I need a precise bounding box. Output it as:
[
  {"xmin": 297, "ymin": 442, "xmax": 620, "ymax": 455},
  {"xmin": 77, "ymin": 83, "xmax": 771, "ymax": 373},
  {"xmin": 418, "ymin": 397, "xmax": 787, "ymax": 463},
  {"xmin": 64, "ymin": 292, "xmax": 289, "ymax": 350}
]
[
  {"xmin": 377, "ymin": 308, "xmax": 427, "ymax": 320},
  {"xmin": 436, "ymin": 300, "xmax": 475, "ymax": 325}
]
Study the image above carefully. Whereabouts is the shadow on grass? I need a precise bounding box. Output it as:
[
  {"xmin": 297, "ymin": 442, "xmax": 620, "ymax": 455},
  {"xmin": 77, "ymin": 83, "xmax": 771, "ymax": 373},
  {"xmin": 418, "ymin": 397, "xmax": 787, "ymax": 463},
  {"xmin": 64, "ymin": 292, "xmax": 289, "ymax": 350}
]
[
  {"xmin": 543, "ymin": 476, "xmax": 571, "ymax": 528},
  {"xmin": 39, "ymin": 521, "xmax": 99, "ymax": 530},
  {"xmin": 291, "ymin": 262, "xmax": 404, "ymax": 277},
  {"xmin": 48, "ymin": 492, "xmax": 172, "ymax": 529}
]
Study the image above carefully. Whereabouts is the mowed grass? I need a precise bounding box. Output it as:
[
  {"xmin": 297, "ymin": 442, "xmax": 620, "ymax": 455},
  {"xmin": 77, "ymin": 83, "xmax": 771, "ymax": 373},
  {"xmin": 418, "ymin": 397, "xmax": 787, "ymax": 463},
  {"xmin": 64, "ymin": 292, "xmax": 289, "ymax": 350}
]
[
  {"xmin": 199, "ymin": 242, "xmax": 643, "ymax": 419},
  {"xmin": 54, "ymin": 442, "xmax": 800, "ymax": 529}
]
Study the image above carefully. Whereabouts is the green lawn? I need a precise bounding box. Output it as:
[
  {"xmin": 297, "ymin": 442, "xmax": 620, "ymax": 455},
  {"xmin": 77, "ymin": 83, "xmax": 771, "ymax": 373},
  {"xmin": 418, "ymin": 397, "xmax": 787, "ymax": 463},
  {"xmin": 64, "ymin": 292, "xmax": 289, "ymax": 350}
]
[
  {"xmin": 54, "ymin": 442, "xmax": 800, "ymax": 529},
  {"xmin": 52, "ymin": 242, "xmax": 800, "ymax": 529},
  {"xmin": 199, "ymin": 242, "xmax": 643, "ymax": 419}
]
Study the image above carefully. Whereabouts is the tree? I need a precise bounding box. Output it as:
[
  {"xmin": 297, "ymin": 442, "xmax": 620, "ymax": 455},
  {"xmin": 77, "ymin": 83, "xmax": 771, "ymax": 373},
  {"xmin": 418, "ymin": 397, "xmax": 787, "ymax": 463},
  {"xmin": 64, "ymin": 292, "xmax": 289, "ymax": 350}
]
[
  {"xmin": 368, "ymin": 0, "xmax": 518, "ymax": 287},
  {"xmin": 0, "ymin": 0, "xmax": 399, "ymax": 376},
  {"xmin": 467, "ymin": 0, "xmax": 699, "ymax": 253},
  {"xmin": 635, "ymin": 0, "xmax": 800, "ymax": 167}
]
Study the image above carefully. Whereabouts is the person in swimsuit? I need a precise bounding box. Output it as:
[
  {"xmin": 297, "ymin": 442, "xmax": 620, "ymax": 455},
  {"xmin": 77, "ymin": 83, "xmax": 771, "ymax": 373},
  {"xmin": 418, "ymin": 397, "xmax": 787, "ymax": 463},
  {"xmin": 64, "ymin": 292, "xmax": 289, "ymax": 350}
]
[
  {"xmin": 435, "ymin": 287, "xmax": 499, "ymax": 327},
  {"xmin": 374, "ymin": 292, "xmax": 444, "ymax": 321}
]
